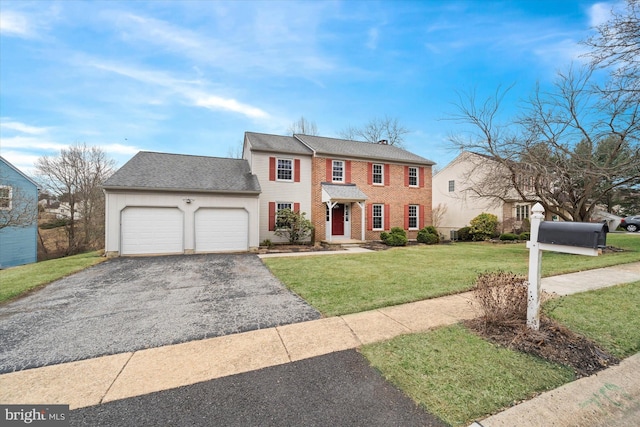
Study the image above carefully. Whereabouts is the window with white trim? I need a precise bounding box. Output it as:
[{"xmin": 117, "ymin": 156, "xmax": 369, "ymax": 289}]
[
  {"xmin": 0, "ymin": 186, "xmax": 11, "ymax": 210},
  {"xmin": 516, "ymin": 205, "xmax": 529, "ymax": 221},
  {"xmin": 344, "ymin": 204, "xmax": 350, "ymax": 222},
  {"xmin": 408, "ymin": 205, "xmax": 418, "ymax": 229},
  {"xmin": 325, "ymin": 204, "xmax": 330, "ymax": 222},
  {"xmin": 276, "ymin": 202, "xmax": 293, "ymax": 228},
  {"xmin": 409, "ymin": 167, "xmax": 418, "ymax": 187},
  {"xmin": 332, "ymin": 160, "xmax": 344, "ymax": 182},
  {"xmin": 372, "ymin": 204, "xmax": 383, "ymax": 230},
  {"xmin": 448, "ymin": 180, "xmax": 455, "ymax": 192},
  {"xmin": 277, "ymin": 158, "xmax": 293, "ymax": 181},
  {"xmin": 372, "ymin": 163, "xmax": 383, "ymax": 185}
]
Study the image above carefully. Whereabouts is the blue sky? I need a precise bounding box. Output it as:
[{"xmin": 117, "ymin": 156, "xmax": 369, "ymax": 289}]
[{"xmin": 0, "ymin": 0, "xmax": 619, "ymax": 175}]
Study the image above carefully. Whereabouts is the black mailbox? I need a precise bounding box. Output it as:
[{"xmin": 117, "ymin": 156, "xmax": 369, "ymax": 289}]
[{"xmin": 538, "ymin": 221, "xmax": 607, "ymax": 249}]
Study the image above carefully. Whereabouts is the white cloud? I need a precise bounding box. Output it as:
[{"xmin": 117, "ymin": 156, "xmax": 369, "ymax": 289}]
[
  {"xmin": 99, "ymin": 143, "xmax": 141, "ymax": 155},
  {"xmin": 89, "ymin": 60, "xmax": 270, "ymax": 120},
  {"xmin": 588, "ymin": 2, "xmax": 614, "ymax": 27},
  {"xmin": 1, "ymin": 119, "xmax": 50, "ymax": 135},
  {"xmin": 0, "ymin": 151, "xmax": 41, "ymax": 175},
  {"xmin": 366, "ymin": 27, "xmax": 379, "ymax": 50},
  {"xmin": 193, "ymin": 96, "xmax": 269, "ymax": 119},
  {"xmin": 1, "ymin": 135, "xmax": 68, "ymax": 152},
  {"xmin": 0, "ymin": 10, "xmax": 32, "ymax": 38}
]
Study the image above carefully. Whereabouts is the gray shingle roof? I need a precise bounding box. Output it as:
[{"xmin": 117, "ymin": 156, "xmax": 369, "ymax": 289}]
[
  {"xmin": 244, "ymin": 132, "xmax": 314, "ymax": 155},
  {"xmin": 322, "ymin": 183, "xmax": 368, "ymax": 202},
  {"xmin": 295, "ymin": 134, "xmax": 435, "ymax": 165},
  {"xmin": 103, "ymin": 152, "xmax": 261, "ymax": 194}
]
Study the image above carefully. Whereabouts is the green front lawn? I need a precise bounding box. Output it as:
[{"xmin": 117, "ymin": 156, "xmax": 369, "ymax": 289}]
[
  {"xmin": 363, "ymin": 281, "xmax": 640, "ymax": 426},
  {"xmin": 264, "ymin": 234, "xmax": 640, "ymax": 316},
  {"xmin": 0, "ymin": 251, "xmax": 106, "ymax": 303}
]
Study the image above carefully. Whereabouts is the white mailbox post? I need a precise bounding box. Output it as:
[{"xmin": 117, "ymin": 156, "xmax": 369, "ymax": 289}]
[{"xmin": 525, "ymin": 203, "xmax": 604, "ymax": 330}]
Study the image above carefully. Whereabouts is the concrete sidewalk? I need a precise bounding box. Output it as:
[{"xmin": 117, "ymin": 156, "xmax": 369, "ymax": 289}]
[{"xmin": 1, "ymin": 261, "xmax": 639, "ymax": 424}]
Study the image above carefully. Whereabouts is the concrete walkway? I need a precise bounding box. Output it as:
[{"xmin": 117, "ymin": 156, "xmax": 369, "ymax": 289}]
[{"xmin": 1, "ymin": 259, "xmax": 639, "ymax": 425}]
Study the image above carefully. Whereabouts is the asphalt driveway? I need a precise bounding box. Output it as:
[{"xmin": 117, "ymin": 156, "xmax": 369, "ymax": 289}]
[{"xmin": 0, "ymin": 254, "xmax": 320, "ymax": 373}]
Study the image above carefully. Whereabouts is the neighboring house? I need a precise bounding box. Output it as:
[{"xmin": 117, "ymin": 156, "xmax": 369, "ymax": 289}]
[
  {"xmin": 103, "ymin": 132, "xmax": 434, "ymax": 256},
  {"xmin": 0, "ymin": 156, "xmax": 39, "ymax": 268},
  {"xmin": 103, "ymin": 153, "xmax": 261, "ymax": 256},
  {"xmin": 433, "ymin": 151, "xmax": 538, "ymax": 238}
]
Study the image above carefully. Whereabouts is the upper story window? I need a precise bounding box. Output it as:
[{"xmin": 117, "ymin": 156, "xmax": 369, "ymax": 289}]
[
  {"xmin": 372, "ymin": 204, "xmax": 383, "ymax": 230},
  {"xmin": 0, "ymin": 186, "xmax": 12, "ymax": 210},
  {"xmin": 448, "ymin": 180, "xmax": 455, "ymax": 192},
  {"xmin": 408, "ymin": 167, "xmax": 418, "ymax": 187},
  {"xmin": 332, "ymin": 160, "xmax": 344, "ymax": 182},
  {"xmin": 372, "ymin": 163, "xmax": 383, "ymax": 185},
  {"xmin": 277, "ymin": 158, "xmax": 293, "ymax": 181}
]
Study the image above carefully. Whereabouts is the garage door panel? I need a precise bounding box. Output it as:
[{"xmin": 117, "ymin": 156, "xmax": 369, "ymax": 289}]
[
  {"xmin": 122, "ymin": 207, "xmax": 183, "ymax": 255},
  {"xmin": 196, "ymin": 208, "xmax": 248, "ymax": 252}
]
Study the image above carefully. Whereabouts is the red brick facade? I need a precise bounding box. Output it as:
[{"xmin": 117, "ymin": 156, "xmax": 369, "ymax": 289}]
[{"xmin": 311, "ymin": 156, "xmax": 433, "ymax": 241}]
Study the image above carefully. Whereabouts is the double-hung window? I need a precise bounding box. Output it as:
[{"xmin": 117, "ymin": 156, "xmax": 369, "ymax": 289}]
[
  {"xmin": 372, "ymin": 163, "xmax": 383, "ymax": 185},
  {"xmin": 0, "ymin": 186, "xmax": 11, "ymax": 210},
  {"xmin": 408, "ymin": 167, "xmax": 418, "ymax": 187},
  {"xmin": 276, "ymin": 202, "xmax": 293, "ymax": 228},
  {"xmin": 448, "ymin": 180, "xmax": 455, "ymax": 192},
  {"xmin": 332, "ymin": 160, "xmax": 344, "ymax": 182},
  {"xmin": 277, "ymin": 158, "xmax": 293, "ymax": 181},
  {"xmin": 372, "ymin": 204, "xmax": 383, "ymax": 230},
  {"xmin": 408, "ymin": 205, "xmax": 418, "ymax": 229},
  {"xmin": 516, "ymin": 205, "xmax": 529, "ymax": 221}
]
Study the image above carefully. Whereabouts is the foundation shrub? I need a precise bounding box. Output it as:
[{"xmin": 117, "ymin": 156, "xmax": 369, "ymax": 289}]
[
  {"xmin": 499, "ymin": 233, "xmax": 519, "ymax": 241},
  {"xmin": 417, "ymin": 226, "xmax": 440, "ymax": 244},
  {"xmin": 381, "ymin": 227, "xmax": 408, "ymax": 246}
]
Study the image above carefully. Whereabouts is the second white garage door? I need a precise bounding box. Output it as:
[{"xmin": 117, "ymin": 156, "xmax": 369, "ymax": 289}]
[{"xmin": 195, "ymin": 208, "xmax": 249, "ymax": 252}]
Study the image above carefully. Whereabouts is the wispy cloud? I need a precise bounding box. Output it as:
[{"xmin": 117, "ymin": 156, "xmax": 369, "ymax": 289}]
[
  {"xmin": 0, "ymin": 10, "xmax": 33, "ymax": 38},
  {"xmin": 89, "ymin": 60, "xmax": 270, "ymax": 119},
  {"xmin": 1, "ymin": 119, "xmax": 50, "ymax": 135},
  {"xmin": 366, "ymin": 27, "xmax": 379, "ymax": 50}
]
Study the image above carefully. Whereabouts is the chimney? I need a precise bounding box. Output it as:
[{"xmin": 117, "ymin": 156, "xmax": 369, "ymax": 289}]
[{"xmin": 378, "ymin": 139, "xmax": 388, "ymax": 145}]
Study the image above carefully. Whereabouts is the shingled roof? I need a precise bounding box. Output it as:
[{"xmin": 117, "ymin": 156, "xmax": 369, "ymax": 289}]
[
  {"xmin": 244, "ymin": 132, "xmax": 314, "ymax": 155},
  {"xmin": 103, "ymin": 152, "xmax": 261, "ymax": 194},
  {"xmin": 295, "ymin": 134, "xmax": 435, "ymax": 165}
]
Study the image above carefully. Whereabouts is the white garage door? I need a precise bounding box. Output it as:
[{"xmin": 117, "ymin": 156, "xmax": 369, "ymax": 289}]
[
  {"xmin": 121, "ymin": 207, "xmax": 184, "ymax": 255},
  {"xmin": 195, "ymin": 208, "xmax": 248, "ymax": 252}
]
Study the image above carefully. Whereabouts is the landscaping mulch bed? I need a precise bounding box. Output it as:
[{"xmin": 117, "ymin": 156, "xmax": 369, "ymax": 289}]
[{"xmin": 464, "ymin": 316, "xmax": 619, "ymax": 378}]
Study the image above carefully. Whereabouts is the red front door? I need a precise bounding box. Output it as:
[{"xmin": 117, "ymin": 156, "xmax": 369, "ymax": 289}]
[{"xmin": 332, "ymin": 204, "xmax": 345, "ymax": 235}]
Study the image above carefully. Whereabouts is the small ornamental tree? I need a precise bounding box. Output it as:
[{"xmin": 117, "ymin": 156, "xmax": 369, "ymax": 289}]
[
  {"xmin": 469, "ymin": 212, "xmax": 499, "ymax": 241},
  {"xmin": 274, "ymin": 208, "xmax": 314, "ymax": 244}
]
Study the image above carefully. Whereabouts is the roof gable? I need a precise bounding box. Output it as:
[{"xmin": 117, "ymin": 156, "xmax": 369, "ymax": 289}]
[
  {"xmin": 0, "ymin": 156, "xmax": 39, "ymax": 189},
  {"xmin": 295, "ymin": 134, "xmax": 435, "ymax": 165},
  {"xmin": 103, "ymin": 152, "xmax": 261, "ymax": 193},
  {"xmin": 244, "ymin": 132, "xmax": 313, "ymax": 156}
]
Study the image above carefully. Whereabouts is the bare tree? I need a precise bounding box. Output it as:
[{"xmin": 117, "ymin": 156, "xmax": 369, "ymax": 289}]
[
  {"xmin": 287, "ymin": 116, "xmax": 318, "ymax": 135},
  {"xmin": 36, "ymin": 144, "xmax": 116, "ymax": 254},
  {"xmin": 583, "ymin": 0, "xmax": 639, "ymax": 102},
  {"xmin": 449, "ymin": 67, "xmax": 640, "ymax": 222},
  {"xmin": 339, "ymin": 115, "xmax": 409, "ymax": 146}
]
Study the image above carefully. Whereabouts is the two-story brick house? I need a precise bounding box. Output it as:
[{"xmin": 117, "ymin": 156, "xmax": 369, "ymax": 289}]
[
  {"xmin": 244, "ymin": 132, "xmax": 434, "ymax": 244},
  {"xmin": 104, "ymin": 132, "xmax": 434, "ymax": 256}
]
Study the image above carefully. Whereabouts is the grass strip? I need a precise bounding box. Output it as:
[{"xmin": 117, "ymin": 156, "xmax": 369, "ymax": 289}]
[
  {"xmin": 545, "ymin": 281, "xmax": 640, "ymax": 358},
  {"xmin": 0, "ymin": 251, "xmax": 106, "ymax": 303},
  {"xmin": 362, "ymin": 324, "xmax": 574, "ymax": 426}
]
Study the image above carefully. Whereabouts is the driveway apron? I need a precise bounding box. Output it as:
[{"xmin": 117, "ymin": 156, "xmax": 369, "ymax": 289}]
[{"xmin": 0, "ymin": 254, "xmax": 320, "ymax": 373}]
